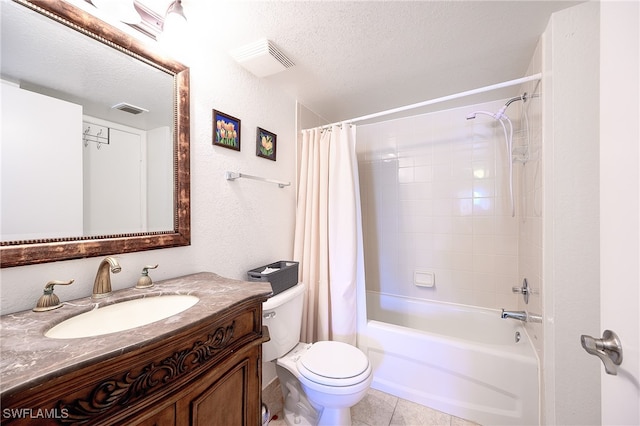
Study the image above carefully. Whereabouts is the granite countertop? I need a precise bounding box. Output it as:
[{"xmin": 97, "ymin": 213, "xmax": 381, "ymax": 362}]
[{"xmin": 0, "ymin": 272, "xmax": 272, "ymax": 397}]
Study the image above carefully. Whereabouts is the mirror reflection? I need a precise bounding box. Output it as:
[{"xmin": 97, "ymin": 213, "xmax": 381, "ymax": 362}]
[{"xmin": 1, "ymin": 0, "xmax": 175, "ymax": 242}]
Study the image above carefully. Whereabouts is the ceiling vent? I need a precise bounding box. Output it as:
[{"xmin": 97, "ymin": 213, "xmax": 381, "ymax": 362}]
[
  {"xmin": 230, "ymin": 39, "xmax": 295, "ymax": 78},
  {"xmin": 112, "ymin": 102, "xmax": 149, "ymax": 115}
]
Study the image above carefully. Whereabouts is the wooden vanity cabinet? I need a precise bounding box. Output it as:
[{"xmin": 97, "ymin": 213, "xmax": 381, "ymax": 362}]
[
  {"xmin": 175, "ymin": 344, "xmax": 261, "ymax": 426},
  {"xmin": 129, "ymin": 344, "xmax": 262, "ymax": 426},
  {"xmin": 1, "ymin": 297, "xmax": 268, "ymax": 426}
]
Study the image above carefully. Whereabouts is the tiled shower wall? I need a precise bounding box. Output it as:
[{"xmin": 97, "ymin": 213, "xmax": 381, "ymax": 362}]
[
  {"xmin": 517, "ymin": 39, "xmax": 544, "ymax": 364},
  {"xmin": 357, "ymin": 97, "xmax": 533, "ymax": 311}
]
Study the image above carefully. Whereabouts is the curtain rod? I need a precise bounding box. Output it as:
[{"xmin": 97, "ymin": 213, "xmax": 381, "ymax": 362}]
[{"xmin": 321, "ymin": 73, "xmax": 542, "ymax": 128}]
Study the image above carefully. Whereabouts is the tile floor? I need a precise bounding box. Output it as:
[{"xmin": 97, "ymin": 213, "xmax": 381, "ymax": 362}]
[{"xmin": 268, "ymin": 388, "xmax": 480, "ymax": 426}]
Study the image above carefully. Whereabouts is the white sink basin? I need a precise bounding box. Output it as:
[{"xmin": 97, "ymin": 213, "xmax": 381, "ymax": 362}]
[{"xmin": 45, "ymin": 295, "xmax": 199, "ymax": 339}]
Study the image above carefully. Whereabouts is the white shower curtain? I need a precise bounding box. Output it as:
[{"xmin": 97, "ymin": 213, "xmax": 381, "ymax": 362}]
[{"xmin": 294, "ymin": 124, "xmax": 361, "ymax": 345}]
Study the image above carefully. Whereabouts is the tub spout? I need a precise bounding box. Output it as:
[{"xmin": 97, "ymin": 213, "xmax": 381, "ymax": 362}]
[{"xmin": 501, "ymin": 309, "xmax": 528, "ymax": 322}]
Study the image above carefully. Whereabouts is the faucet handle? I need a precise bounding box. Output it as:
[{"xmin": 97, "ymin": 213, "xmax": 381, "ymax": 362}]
[
  {"xmin": 142, "ymin": 264, "xmax": 159, "ymax": 273},
  {"xmin": 511, "ymin": 278, "xmax": 530, "ymax": 304},
  {"xmin": 136, "ymin": 264, "xmax": 159, "ymax": 289},
  {"xmin": 33, "ymin": 279, "xmax": 74, "ymax": 312}
]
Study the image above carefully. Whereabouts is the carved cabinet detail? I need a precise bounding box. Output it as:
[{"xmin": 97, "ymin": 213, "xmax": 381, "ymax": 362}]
[{"xmin": 2, "ymin": 298, "xmax": 268, "ymax": 426}]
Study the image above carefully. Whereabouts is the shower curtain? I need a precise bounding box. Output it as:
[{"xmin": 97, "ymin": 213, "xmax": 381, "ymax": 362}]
[{"xmin": 293, "ymin": 124, "xmax": 361, "ymax": 345}]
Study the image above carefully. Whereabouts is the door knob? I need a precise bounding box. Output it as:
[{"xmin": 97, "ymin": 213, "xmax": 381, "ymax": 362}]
[{"xmin": 580, "ymin": 330, "xmax": 623, "ymax": 375}]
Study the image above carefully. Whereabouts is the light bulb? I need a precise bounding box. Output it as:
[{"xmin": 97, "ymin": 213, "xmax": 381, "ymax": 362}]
[
  {"xmin": 157, "ymin": 0, "xmax": 189, "ymax": 60},
  {"xmin": 163, "ymin": 0, "xmax": 187, "ymax": 35}
]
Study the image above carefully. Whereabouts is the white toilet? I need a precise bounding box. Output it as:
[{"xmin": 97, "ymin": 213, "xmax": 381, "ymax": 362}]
[{"xmin": 263, "ymin": 282, "xmax": 372, "ymax": 426}]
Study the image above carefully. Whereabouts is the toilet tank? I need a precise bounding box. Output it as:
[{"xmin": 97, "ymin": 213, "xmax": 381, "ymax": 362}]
[{"xmin": 262, "ymin": 282, "xmax": 305, "ymax": 361}]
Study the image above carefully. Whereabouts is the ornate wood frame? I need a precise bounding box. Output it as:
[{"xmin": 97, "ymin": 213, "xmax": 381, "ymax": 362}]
[{"xmin": 0, "ymin": 0, "xmax": 191, "ymax": 268}]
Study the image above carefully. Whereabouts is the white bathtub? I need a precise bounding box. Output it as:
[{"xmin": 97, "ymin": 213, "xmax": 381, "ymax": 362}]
[{"xmin": 358, "ymin": 291, "xmax": 539, "ymax": 426}]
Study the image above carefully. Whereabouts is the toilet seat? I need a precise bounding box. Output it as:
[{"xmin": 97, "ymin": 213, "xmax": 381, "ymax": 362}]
[{"xmin": 296, "ymin": 341, "xmax": 371, "ymax": 387}]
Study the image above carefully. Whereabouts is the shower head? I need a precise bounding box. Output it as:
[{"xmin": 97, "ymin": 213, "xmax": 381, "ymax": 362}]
[
  {"xmin": 465, "ymin": 106, "xmax": 517, "ymax": 218},
  {"xmin": 467, "ymin": 92, "xmax": 528, "ymax": 120},
  {"xmin": 466, "ymin": 111, "xmax": 498, "ymax": 120},
  {"xmin": 505, "ymin": 92, "xmax": 527, "ymax": 107}
]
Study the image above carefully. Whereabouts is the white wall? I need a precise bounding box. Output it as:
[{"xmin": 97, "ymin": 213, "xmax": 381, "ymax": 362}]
[
  {"xmin": 1, "ymin": 82, "xmax": 84, "ymax": 240},
  {"xmin": 600, "ymin": 1, "xmax": 640, "ymax": 423},
  {"xmin": 542, "ymin": 2, "xmax": 601, "ymax": 424},
  {"xmin": 147, "ymin": 126, "xmax": 173, "ymax": 232},
  {"xmin": 295, "ymin": 102, "xmax": 330, "ymax": 186},
  {"xmin": 82, "ymin": 122, "xmax": 143, "ymax": 235},
  {"xmin": 81, "ymin": 119, "xmax": 174, "ymax": 235},
  {"xmin": 0, "ymin": 21, "xmax": 297, "ymax": 315}
]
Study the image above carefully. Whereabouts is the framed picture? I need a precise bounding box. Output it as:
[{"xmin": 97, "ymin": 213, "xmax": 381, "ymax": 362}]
[
  {"xmin": 213, "ymin": 110, "xmax": 241, "ymax": 151},
  {"xmin": 256, "ymin": 127, "xmax": 277, "ymax": 161}
]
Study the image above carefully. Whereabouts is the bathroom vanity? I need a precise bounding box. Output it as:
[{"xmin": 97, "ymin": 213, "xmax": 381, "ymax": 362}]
[{"xmin": 0, "ymin": 272, "xmax": 272, "ymax": 425}]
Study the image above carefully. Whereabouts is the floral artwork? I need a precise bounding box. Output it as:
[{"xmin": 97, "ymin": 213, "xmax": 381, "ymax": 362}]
[
  {"xmin": 256, "ymin": 127, "xmax": 277, "ymax": 161},
  {"xmin": 213, "ymin": 110, "xmax": 241, "ymax": 151}
]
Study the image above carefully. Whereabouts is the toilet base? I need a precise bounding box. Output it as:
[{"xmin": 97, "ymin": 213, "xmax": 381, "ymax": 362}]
[
  {"xmin": 282, "ymin": 405, "xmax": 351, "ymax": 426},
  {"xmin": 282, "ymin": 407, "xmax": 314, "ymax": 426},
  {"xmin": 317, "ymin": 407, "xmax": 352, "ymax": 426},
  {"xmin": 277, "ymin": 364, "xmax": 319, "ymax": 425}
]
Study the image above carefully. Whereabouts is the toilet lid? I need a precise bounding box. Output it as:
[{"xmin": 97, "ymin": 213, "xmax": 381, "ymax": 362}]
[{"xmin": 297, "ymin": 341, "xmax": 370, "ymax": 386}]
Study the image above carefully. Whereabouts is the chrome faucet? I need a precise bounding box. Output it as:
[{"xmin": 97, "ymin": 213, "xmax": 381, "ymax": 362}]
[
  {"xmin": 92, "ymin": 256, "xmax": 121, "ymax": 299},
  {"xmin": 501, "ymin": 309, "xmax": 528, "ymax": 322}
]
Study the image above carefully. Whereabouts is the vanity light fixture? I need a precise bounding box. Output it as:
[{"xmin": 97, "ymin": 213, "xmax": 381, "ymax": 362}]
[
  {"xmin": 158, "ymin": 0, "xmax": 188, "ymax": 45},
  {"xmin": 163, "ymin": 0, "xmax": 187, "ymax": 31},
  {"xmin": 87, "ymin": 1, "xmax": 188, "ymax": 41},
  {"xmin": 90, "ymin": 0, "xmax": 141, "ymax": 24}
]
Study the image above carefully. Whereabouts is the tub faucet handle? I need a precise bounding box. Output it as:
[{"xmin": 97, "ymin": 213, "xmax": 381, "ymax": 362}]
[{"xmin": 511, "ymin": 278, "xmax": 530, "ymax": 304}]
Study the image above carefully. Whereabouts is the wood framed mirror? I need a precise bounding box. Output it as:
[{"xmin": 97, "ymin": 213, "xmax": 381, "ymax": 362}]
[{"xmin": 0, "ymin": 0, "xmax": 190, "ymax": 268}]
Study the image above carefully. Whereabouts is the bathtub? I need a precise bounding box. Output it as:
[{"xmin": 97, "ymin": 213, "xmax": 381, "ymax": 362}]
[{"xmin": 358, "ymin": 291, "xmax": 539, "ymax": 426}]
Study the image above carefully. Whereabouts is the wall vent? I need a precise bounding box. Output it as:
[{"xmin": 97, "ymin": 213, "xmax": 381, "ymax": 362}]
[
  {"xmin": 112, "ymin": 102, "xmax": 149, "ymax": 115},
  {"xmin": 230, "ymin": 39, "xmax": 295, "ymax": 78}
]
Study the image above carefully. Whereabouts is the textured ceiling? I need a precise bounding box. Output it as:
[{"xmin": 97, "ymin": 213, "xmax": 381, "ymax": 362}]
[
  {"xmin": 2, "ymin": 0, "xmax": 583, "ymax": 127},
  {"xmin": 184, "ymin": 0, "xmax": 583, "ymax": 123}
]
